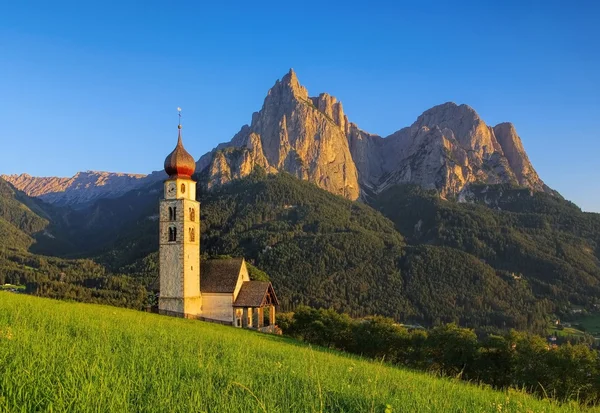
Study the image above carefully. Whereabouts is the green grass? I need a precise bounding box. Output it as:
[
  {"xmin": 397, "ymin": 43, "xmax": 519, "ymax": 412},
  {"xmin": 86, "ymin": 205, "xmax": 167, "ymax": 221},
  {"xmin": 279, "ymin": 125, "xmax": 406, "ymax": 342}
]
[
  {"xmin": 547, "ymin": 325, "xmax": 587, "ymax": 338},
  {"xmin": 0, "ymin": 293, "xmax": 597, "ymax": 413}
]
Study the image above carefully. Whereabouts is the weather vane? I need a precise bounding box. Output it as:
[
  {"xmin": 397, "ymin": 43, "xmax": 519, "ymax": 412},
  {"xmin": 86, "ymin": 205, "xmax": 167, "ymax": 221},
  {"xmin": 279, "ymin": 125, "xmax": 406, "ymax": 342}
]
[{"xmin": 177, "ymin": 107, "xmax": 182, "ymax": 126}]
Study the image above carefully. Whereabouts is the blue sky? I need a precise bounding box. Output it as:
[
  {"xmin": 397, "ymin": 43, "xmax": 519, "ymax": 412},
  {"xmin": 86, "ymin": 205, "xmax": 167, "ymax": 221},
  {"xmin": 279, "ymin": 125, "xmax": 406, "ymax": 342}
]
[{"xmin": 1, "ymin": 1, "xmax": 599, "ymax": 211}]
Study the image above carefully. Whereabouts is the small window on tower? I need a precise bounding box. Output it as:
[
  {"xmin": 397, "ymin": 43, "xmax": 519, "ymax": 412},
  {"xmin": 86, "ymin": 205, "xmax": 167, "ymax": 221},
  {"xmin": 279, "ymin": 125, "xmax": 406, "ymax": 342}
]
[
  {"xmin": 181, "ymin": 183, "xmax": 186, "ymax": 194},
  {"xmin": 168, "ymin": 207, "xmax": 174, "ymax": 221},
  {"xmin": 168, "ymin": 226, "xmax": 177, "ymax": 242},
  {"xmin": 189, "ymin": 227, "xmax": 195, "ymax": 242},
  {"xmin": 189, "ymin": 208, "xmax": 195, "ymax": 222}
]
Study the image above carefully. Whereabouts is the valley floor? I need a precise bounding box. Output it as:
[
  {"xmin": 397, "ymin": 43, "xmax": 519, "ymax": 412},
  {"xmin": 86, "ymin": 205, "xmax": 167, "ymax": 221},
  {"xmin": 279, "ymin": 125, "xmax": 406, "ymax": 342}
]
[{"xmin": 0, "ymin": 293, "xmax": 597, "ymax": 413}]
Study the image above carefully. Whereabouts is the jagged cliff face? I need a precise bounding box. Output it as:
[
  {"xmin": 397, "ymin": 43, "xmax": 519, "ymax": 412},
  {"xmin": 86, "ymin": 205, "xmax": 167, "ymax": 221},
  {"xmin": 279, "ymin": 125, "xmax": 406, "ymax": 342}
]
[
  {"xmin": 200, "ymin": 71, "xmax": 549, "ymax": 200},
  {"xmin": 493, "ymin": 122, "xmax": 545, "ymax": 191},
  {"xmin": 1, "ymin": 171, "xmax": 154, "ymax": 207},
  {"xmin": 360, "ymin": 102, "xmax": 547, "ymax": 197},
  {"xmin": 200, "ymin": 70, "xmax": 360, "ymax": 200}
]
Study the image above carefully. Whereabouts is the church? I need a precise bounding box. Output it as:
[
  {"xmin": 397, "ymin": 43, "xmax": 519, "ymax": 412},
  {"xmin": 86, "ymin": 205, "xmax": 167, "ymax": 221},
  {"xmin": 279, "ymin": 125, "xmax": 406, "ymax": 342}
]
[{"xmin": 157, "ymin": 115, "xmax": 279, "ymax": 332}]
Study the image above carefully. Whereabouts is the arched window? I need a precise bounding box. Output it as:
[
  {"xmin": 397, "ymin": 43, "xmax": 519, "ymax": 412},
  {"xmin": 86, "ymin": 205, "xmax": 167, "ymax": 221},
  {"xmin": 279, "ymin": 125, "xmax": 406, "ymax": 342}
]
[
  {"xmin": 168, "ymin": 226, "xmax": 177, "ymax": 242},
  {"xmin": 189, "ymin": 227, "xmax": 195, "ymax": 242},
  {"xmin": 181, "ymin": 183, "xmax": 186, "ymax": 194},
  {"xmin": 189, "ymin": 207, "xmax": 195, "ymax": 222},
  {"xmin": 168, "ymin": 206, "xmax": 177, "ymax": 221}
]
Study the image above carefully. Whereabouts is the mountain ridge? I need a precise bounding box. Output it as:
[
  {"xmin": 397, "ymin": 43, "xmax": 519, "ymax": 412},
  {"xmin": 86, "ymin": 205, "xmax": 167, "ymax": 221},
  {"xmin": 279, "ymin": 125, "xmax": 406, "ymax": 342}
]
[
  {"xmin": 198, "ymin": 70, "xmax": 551, "ymax": 200},
  {"xmin": 1, "ymin": 170, "xmax": 159, "ymax": 207},
  {"xmin": 5, "ymin": 70, "xmax": 552, "ymax": 206}
]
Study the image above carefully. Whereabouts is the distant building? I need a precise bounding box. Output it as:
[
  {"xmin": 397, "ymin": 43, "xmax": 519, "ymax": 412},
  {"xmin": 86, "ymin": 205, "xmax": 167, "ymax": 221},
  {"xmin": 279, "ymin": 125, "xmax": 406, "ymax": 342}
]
[{"xmin": 158, "ymin": 116, "xmax": 278, "ymax": 331}]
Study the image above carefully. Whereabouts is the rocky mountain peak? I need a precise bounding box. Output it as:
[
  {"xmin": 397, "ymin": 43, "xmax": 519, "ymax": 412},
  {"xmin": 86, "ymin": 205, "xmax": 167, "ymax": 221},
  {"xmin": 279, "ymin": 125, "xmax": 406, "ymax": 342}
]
[
  {"xmin": 310, "ymin": 93, "xmax": 347, "ymax": 131},
  {"xmin": 493, "ymin": 122, "xmax": 544, "ymax": 191},
  {"xmin": 364, "ymin": 101, "xmax": 550, "ymax": 197},
  {"xmin": 268, "ymin": 68, "xmax": 309, "ymax": 102},
  {"xmin": 196, "ymin": 72, "xmax": 550, "ymax": 201},
  {"xmin": 413, "ymin": 102, "xmax": 501, "ymax": 157},
  {"xmin": 201, "ymin": 70, "xmax": 360, "ymax": 200}
]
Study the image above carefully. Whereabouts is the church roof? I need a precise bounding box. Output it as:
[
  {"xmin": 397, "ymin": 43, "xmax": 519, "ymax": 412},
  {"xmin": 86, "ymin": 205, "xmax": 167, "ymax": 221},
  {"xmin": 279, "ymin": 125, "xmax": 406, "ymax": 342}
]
[
  {"xmin": 201, "ymin": 258, "xmax": 245, "ymax": 293},
  {"xmin": 164, "ymin": 124, "xmax": 196, "ymax": 179},
  {"xmin": 233, "ymin": 281, "xmax": 279, "ymax": 307}
]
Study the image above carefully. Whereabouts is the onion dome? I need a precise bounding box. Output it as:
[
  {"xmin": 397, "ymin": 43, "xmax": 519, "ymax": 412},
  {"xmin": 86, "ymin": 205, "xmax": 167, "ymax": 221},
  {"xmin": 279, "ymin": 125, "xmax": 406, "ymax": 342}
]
[{"xmin": 164, "ymin": 123, "xmax": 196, "ymax": 178}]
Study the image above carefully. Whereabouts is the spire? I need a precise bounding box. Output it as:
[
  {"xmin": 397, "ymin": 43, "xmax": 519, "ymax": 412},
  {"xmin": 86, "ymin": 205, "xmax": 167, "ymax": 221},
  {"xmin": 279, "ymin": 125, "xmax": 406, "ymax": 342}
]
[
  {"xmin": 164, "ymin": 107, "xmax": 196, "ymax": 178},
  {"xmin": 177, "ymin": 107, "xmax": 183, "ymax": 144}
]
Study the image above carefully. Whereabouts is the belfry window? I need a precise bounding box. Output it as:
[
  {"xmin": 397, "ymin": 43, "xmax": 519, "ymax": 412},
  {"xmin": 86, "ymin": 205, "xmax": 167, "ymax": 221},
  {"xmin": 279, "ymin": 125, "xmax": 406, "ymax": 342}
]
[
  {"xmin": 189, "ymin": 227, "xmax": 195, "ymax": 242},
  {"xmin": 168, "ymin": 226, "xmax": 177, "ymax": 242},
  {"xmin": 168, "ymin": 206, "xmax": 177, "ymax": 221},
  {"xmin": 189, "ymin": 208, "xmax": 195, "ymax": 222}
]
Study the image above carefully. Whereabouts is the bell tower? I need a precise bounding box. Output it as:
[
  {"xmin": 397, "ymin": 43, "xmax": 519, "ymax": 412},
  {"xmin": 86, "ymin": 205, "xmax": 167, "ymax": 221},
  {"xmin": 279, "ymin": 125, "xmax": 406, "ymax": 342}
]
[{"xmin": 159, "ymin": 108, "xmax": 201, "ymax": 317}]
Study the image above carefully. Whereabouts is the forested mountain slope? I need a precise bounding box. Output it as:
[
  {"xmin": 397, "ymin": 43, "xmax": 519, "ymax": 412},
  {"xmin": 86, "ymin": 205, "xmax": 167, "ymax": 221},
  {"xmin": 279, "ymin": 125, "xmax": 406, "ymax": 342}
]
[
  {"xmin": 3, "ymin": 171, "xmax": 599, "ymax": 333},
  {"xmin": 0, "ymin": 177, "xmax": 146, "ymax": 307},
  {"xmin": 85, "ymin": 171, "xmax": 545, "ymax": 330},
  {"xmin": 372, "ymin": 184, "xmax": 600, "ymax": 317},
  {"xmin": 0, "ymin": 177, "xmax": 50, "ymax": 249}
]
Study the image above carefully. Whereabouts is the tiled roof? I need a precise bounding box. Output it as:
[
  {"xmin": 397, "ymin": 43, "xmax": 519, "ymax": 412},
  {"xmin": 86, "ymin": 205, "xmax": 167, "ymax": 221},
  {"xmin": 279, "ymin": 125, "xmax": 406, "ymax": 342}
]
[
  {"xmin": 201, "ymin": 258, "xmax": 244, "ymax": 293},
  {"xmin": 233, "ymin": 281, "xmax": 279, "ymax": 307}
]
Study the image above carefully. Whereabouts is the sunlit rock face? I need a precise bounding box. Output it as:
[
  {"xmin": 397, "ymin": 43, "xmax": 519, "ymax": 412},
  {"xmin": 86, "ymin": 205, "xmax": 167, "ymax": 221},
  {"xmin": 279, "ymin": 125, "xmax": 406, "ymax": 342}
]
[
  {"xmin": 364, "ymin": 102, "xmax": 547, "ymax": 198},
  {"xmin": 199, "ymin": 69, "xmax": 360, "ymax": 200},
  {"xmin": 357, "ymin": 102, "xmax": 540, "ymax": 198},
  {"xmin": 199, "ymin": 72, "xmax": 549, "ymax": 200},
  {"xmin": 493, "ymin": 122, "xmax": 545, "ymax": 191}
]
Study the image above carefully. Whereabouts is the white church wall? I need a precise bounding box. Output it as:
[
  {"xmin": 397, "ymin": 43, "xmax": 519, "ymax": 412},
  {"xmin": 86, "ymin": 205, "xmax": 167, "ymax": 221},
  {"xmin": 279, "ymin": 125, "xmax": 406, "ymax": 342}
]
[
  {"xmin": 232, "ymin": 261, "xmax": 251, "ymax": 301},
  {"xmin": 202, "ymin": 293, "xmax": 234, "ymax": 323}
]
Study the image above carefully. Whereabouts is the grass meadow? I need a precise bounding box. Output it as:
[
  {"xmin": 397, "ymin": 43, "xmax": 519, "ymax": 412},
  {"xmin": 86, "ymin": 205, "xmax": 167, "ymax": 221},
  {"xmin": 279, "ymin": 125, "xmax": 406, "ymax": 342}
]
[{"xmin": 0, "ymin": 292, "xmax": 598, "ymax": 413}]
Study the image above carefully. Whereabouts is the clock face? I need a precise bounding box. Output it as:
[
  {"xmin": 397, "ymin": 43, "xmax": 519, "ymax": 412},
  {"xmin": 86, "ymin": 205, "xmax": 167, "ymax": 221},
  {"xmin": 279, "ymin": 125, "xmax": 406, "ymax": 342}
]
[{"xmin": 167, "ymin": 182, "xmax": 176, "ymax": 196}]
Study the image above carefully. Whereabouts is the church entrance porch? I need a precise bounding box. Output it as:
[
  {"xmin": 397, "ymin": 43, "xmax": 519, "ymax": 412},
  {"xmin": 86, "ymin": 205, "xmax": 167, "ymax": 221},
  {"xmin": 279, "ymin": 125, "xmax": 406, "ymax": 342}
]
[
  {"xmin": 235, "ymin": 305, "xmax": 276, "ymax": 332},
  {"xmin": 233, "ymin": 281, "xmax": 279, "ymax": 332}
]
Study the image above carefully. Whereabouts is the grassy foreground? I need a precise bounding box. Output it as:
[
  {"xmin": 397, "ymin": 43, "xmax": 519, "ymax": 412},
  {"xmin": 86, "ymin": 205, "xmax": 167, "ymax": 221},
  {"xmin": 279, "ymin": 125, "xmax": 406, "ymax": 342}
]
[{"xmin": 0, "ymin": 294, "xmax": 596, "ymax": 413}]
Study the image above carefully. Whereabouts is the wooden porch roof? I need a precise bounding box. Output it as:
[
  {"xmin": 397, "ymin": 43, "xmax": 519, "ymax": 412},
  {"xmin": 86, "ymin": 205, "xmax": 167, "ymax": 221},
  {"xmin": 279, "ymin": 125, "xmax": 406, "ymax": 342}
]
[{"xmin": 233, "ymin": 281, "xmax": 279, "ymax": 307}]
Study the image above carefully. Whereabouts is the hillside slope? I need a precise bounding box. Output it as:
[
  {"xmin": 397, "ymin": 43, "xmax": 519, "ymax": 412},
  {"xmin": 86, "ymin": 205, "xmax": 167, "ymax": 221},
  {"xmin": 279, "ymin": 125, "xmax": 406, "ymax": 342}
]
[
  {"xmin": 0, "ymin": 293, "xmax": 592, "ymax": 413},
  {"xmin": 6, "ymin": 168, "xmax": 598, "ymax": 332},
  {"xmin": 0, "ymin": 176, "xmax": 51, "ymax": 247},
  {"xmin": 372, "ymin": 184, "xmax": 600, "ymax": 316},
  {"xmin": 0, "ymin": 177, "xmax": 147, "ymax": 307},
  {"xmin": 82, "ymin": 172, "xmax": 542, "ymax": 330}
]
